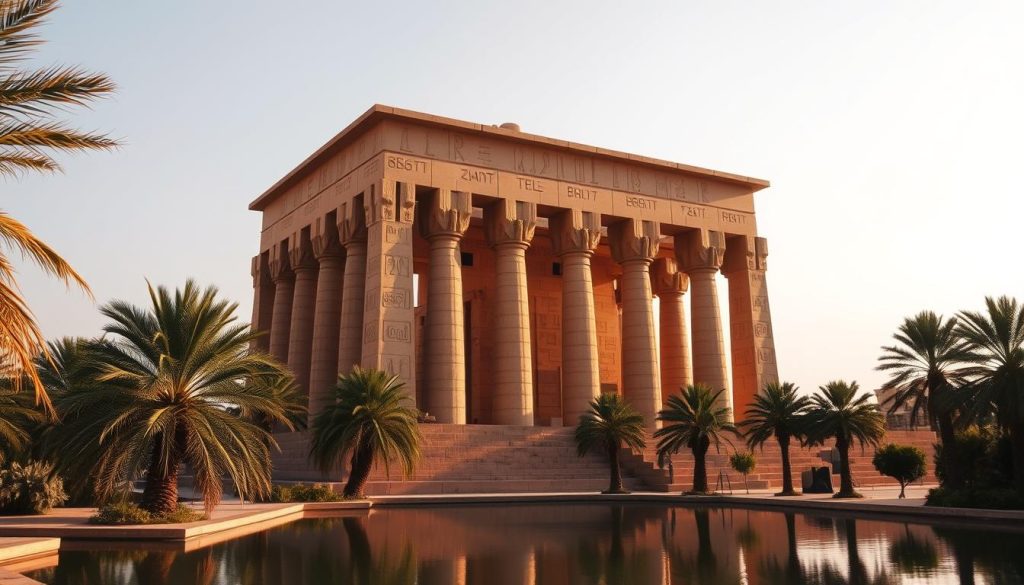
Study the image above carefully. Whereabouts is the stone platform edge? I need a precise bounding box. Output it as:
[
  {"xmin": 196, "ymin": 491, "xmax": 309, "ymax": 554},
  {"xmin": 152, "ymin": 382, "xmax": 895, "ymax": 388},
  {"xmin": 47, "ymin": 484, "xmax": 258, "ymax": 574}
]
[
  {"xmin": 0, "ymin": 501, "xmax": 369, "ymax": 544},
  {"xmin": 369, "ymin": 490, "xmax": 1024, "ymax": 528}
]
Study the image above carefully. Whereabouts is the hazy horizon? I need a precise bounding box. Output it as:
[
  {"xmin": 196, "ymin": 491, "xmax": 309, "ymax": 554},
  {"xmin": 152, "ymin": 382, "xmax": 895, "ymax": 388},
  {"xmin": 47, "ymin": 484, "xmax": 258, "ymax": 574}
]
[{"xmin": 5, "ymin": 1, "xmax": 1022, "ymax": 396}]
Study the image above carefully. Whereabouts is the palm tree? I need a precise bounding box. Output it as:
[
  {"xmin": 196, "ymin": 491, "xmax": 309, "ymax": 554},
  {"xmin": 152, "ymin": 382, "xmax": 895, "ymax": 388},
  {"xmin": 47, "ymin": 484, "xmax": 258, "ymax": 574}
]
[
  {"xmin": 655, "ymin": 384, "xmax": 738, "ymax": 494},
  {"xmin": 956, "ymin": 296, "xmax": 1024, "ymax": 493},
  {"xmin": 0, "ymin": 379, "xmax": 42, "ymax": 463},
  {"xmin": 740, "ymin": 381, "xmax": 810, "ymax": 496},
  {"xmin": 310, "ymin": 367, "xmax": 421, "ymax": 498},
  {"xmin": 49, "ymin": 281, "xmax": 300, "ymax": 514},
  {"xmin": 876, "ymin": 311, "xmax": 975, "ymax": 488},
  {"xmin": 0, "ymin": 0, "xmax": 117, "ymax": 408},
  {"xmin": 574, "ymin": 393, "xmax": 646, "ymax": 494},
  {"xmin": 803, "ymin": 381, "xmax": 886, "ymax": 498}
]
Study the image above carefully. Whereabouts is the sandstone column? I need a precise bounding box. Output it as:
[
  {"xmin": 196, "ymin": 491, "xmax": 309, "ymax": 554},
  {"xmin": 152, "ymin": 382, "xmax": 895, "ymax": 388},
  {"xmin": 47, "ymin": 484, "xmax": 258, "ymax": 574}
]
[
  {"xmin": 676, "ymin": 229, "xmax": 731, "ymax": 415},
  {"xmin": 485, "ymin": 199, "xmax": 537, "ymax": 426},
  {"xmin": 418, "ymin": 189, "xmax": 471, "ymax": 424},
  {"xmin": 250, "ymin": 253, "xmax": 274, "ymax": 353},
  {"xmin": 360, "ymin": 181, "xmax": 417, "ymax": 405},
  {"xmin": 550, "ymin": 209, "xmax": 602, "ymax": 425},
  {"xmin": 307, "ymin": 219, "xmax": 345, "ymax": 420},
  {"xmin": 287, "ymin": 233, "xmax": 319, "ymax": 397},
  {"xmin": 268, "ymin": 244, "xmax": 294, "ymax": 364},
  {"xmin": 723, "ymin": 236, "xmax": 779, "ymax": 420},
  {"xmin": 337, "ymin": 196, "xmax": 367, "ymax": 376},
  {"xmin": 609, "ymin": 219, "xmax": 662, "ymax": 428},
  {"xmin": 651, "ymin": 257, "xmax": 692, "ymax": 405}
]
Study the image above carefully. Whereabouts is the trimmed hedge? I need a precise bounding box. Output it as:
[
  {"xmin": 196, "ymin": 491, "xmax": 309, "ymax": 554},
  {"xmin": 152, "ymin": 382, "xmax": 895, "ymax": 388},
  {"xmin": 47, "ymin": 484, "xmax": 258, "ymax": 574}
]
[
  {"xmin": 270, "ymin": 483, "xmax": 341, "ymax": 503},
  {"xmin": 925, "ymin": 487, "xmax": 1024, "ymax": 510}
]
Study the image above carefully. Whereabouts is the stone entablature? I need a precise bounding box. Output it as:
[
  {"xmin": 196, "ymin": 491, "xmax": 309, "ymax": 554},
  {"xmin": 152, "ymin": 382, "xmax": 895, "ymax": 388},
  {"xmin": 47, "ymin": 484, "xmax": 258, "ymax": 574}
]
[
  {"xmin": 250, "ymin": 105, "xmax": 778, "ymax": 428},
  {"xmin": 253, "ymin": 106, "xmax": 765, "ymax": 250}
]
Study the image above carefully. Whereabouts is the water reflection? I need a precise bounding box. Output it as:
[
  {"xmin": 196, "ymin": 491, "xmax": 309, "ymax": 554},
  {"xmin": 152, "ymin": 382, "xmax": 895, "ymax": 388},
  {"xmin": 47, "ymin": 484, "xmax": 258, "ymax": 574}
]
[{"xmin": 26, "ymin": 503, "xmax": 1024, "ymax": 585}]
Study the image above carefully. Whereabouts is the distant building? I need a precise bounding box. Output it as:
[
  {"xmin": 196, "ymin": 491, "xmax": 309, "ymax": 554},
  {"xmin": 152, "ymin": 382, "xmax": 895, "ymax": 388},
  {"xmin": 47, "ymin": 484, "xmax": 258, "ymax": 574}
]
[{"xmin": 875, "ymin": 386, "xmax": 933, "ymax": 430}]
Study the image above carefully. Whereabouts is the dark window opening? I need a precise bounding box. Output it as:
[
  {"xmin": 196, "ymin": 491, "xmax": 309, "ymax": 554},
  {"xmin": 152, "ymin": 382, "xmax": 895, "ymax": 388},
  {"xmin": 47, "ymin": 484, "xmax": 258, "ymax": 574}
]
[
  {"xmin": 461, "ymin": 252, "xmax": 474, "ymax": 267},
  {"xmin": 552, "ymin": 262, "xmax": 562, "ymax": 276}
]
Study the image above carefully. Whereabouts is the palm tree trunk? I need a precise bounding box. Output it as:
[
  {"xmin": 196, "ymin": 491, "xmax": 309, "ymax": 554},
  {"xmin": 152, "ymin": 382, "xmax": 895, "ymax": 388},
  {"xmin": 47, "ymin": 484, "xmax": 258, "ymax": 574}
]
[
  {"xmin": 692, "ymin": 440, "xmax": 709, "ymax": 494},
  {"xmin": 778, "ymin": 434, "xmax": 796, "ymax": 495},
  {"xmin": 937, "ymin": 411, "xmax": 962, "ymax": 489},
  {"xmin": 606, "ymin": 441, "xmax": 626, "ymax": 494},
  {"xmin": 140, "ymin": 432, "xmax": 180, "ymax": 515},
  {"xmin": 836, "ymin": 436, "xmax": 855, "ymax": 497},
  {"xmin": 343, "ymin": 440, "xmax": 375, "ymax": 498}
]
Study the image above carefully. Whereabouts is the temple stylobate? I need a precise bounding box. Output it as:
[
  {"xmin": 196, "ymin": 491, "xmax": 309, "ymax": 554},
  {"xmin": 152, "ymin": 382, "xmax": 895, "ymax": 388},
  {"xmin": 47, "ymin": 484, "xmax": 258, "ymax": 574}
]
[{"xmin": 250, "ymin": 105, "xmax": 778, "ymax": 428}]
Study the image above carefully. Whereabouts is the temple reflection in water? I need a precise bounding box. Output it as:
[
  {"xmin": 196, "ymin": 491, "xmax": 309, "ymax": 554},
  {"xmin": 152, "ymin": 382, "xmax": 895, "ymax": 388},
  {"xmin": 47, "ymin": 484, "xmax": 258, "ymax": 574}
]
[{"xmin": 28, "ymin": 504, "xmax": 1024, "ymax": 584}]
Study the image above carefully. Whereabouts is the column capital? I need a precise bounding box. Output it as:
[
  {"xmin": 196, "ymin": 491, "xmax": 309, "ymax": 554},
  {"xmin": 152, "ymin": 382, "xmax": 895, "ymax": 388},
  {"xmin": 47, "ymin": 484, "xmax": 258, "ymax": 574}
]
[
  {"xmin": 723, "ymin": 235, "xmax": 769, "ymax": 274},
  {"xmin": 312, "ymin": 217, "xmax": 343, "ymax": 260},
  {"xmin": 337, "ymin": 196, "xmax": 368, "ymax": 247},
  {"xmin": 269, "ymin": 243, "xmax": 292, "ymax": 283},
  {"xmin": 288, "ymin": 233, "xmax": 317, "ymax": 273},
  {"xmin": 550, "ymin": 209, "xmax": 601, "ymax": 257},
  {"xmin": 418, "ymin": 189, "xmax": 471, "ymax": 241},
  {"xmin": 485, "ymin": 199, "xmax": 536, "ymax": 249},
  {"xmin": 675, "ymin": 229, "xmax": 726, "ymax": 273},
  {"xmin": 365, "ymin": 181, "xmax": 415, "ymax": 226},
  {"xmin": 651, "ymin": 257, "xmax": 689, "ymax": 296},
  {"xmin": 251, "ymin": 254, "xmax": 272, "ymax": 288},
  {"xmin": 609, "ymin": 219, "xmax": 660, "ymax": 265}
]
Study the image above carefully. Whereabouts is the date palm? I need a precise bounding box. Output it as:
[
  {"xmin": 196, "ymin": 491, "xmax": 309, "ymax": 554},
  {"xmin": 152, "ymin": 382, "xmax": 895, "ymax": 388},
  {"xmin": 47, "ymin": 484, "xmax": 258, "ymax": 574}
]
[
  {"xmin": 740, "ymin": 381, "xmax": 809, "ymax": 496},
  {"xmin": 310, "ymin": 367, "xmax": 420, "ymax": 498},
  {"xmin": 0, "ymin": 0, "xmax": 116, "ymax": 407},
  {"xmin": 655, "ymin": 384, "xmax": 738, "ymax": 494},
  {"xmin": 49, "ymin": 281, "xmax": 301, "ymax": 514},
  {"xmin": 876, "ymin": 311, "xmax": 974, "ymax": 488},
  {"xmin": 803, "ymin": 381, "xmax": 886, "ymax": 498},
  {"xmin": 0, "ymin": 378, "xmax": 42, "ymax": 463},
  {"xmin": 956, "ymin": 296, "xmax": 1024, "ymax": 493},
  {"xmin": 574, "ymin": 393, "xmax": 646, "ymax": 494}
]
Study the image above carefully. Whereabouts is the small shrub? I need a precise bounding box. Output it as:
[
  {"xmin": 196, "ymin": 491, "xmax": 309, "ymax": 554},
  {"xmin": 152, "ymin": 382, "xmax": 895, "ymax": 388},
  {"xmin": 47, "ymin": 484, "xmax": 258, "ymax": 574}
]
[
  {"xmin": 89, "ymin": 501, "xmax": 152, "ymax": 525},
  {"xmin": 270, "ymin": 483, "xmax": 340, "ymax": 503},
  {"xmin": 0, "ymin": 461, "xmax": 67, "ymax": 515},
  {"xmin": 729, "ymin": 452, "xmax": 757, "ymax": 494},
  {"xmin": 89, "ymin": 502, "xmax": 206, "ymax": 525},
  {"xmin": 925, "ymin": 487, "xmax": 1024, "ymax": 510},
  {"xmin": 873, "ymin": 444, "xmax": 927, "ymax": 498}
]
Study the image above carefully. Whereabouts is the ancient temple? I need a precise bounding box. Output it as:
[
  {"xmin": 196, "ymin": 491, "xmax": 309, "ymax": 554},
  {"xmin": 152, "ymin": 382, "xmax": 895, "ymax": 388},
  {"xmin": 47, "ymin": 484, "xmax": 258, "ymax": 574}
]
[{"xmin": 249, "ymin": 105, "xmax": 778, "ymax": 428}]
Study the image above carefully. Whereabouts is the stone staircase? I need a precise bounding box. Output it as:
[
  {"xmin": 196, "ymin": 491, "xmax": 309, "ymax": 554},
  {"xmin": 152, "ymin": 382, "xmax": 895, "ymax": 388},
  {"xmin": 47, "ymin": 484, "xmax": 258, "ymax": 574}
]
[
  {"xmin": 273, "ymin": 425, "xmax": 937, "ymax": 495},
  {"xmin": 272, "ymin": 424, "xmax": 645, "ymax": 495},
  {"xmin": 620, "ymin": 429, "xmax": 938, "ymax": 493}
]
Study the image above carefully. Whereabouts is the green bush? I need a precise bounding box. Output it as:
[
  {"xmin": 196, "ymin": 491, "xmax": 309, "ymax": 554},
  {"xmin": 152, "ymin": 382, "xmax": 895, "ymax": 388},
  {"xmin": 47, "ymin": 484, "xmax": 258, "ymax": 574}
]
[
  {"xmin": 270, "ymin": 483, "xmax": 341, "ymax": 503},
  {"xmin": 729, "ymin": 452, "xmax": 757, "ymax": 493},
  {"xmin": 0, "ymin": 461, "xmax": 67, "ymax": 515},
  {"xmin": 89, "ymin": 501, "xmax": 153, "ymax": 525},
  {"xmin": 935, "ymin": 425, "xmax": 1013, "ymax": 489},
  {"xmin": 925, "ymin": 487, "xmax": 1024, "ymax": 510},
  {"xmin": 872, "ymin": 444, "xmax": 927, "ymax": 498},
  {"xmin": 89, "ymin": 502, "xmax": 205, "ymax": 525}
]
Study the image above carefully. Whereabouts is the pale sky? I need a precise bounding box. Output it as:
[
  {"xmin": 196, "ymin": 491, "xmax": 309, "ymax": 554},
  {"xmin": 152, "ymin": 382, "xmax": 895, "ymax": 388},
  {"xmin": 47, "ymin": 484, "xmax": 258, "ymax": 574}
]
[{"xmin": 5, "ymin": 1, "xmax": 1022, "ymax": 395}]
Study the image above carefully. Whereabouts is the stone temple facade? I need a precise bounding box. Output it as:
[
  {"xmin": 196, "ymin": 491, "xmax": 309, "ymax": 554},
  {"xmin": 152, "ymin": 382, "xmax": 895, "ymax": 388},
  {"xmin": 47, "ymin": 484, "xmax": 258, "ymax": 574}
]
[{"xmin": 250, "ymin": 105, "xmax": 778, "ymax": 429}]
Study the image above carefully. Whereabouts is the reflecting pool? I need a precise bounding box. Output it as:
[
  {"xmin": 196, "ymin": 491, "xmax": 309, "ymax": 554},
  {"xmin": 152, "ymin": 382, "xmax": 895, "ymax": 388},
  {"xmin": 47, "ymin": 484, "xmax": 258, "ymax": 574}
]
[{"xmin": 25, "ymin": 503, "xmax": 1024, "ymax": 584}]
